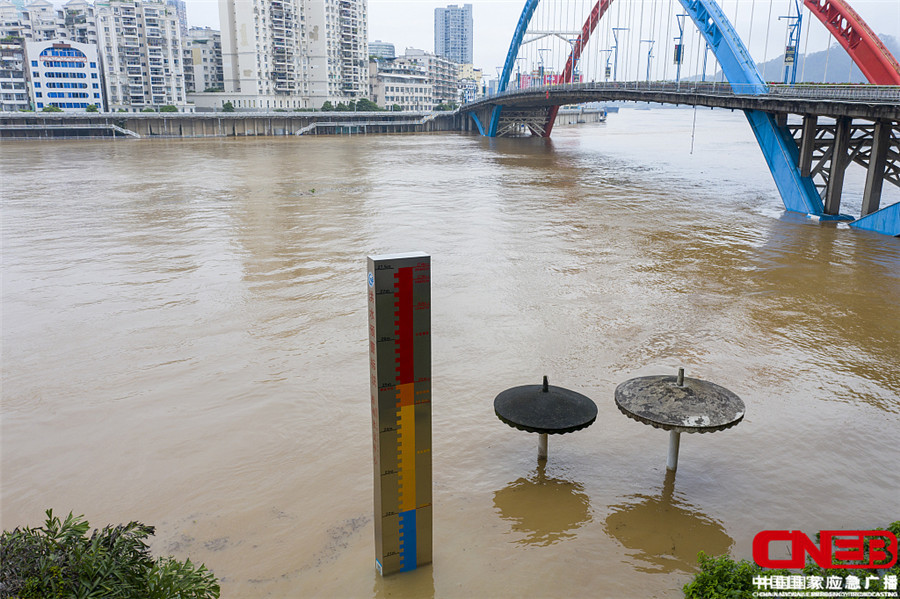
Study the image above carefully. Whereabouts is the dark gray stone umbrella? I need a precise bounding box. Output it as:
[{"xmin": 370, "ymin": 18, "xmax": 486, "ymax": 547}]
[
  {"xmin": 495, "ymin": 376, "xmax": 598, "ymax": 460},
  {"xmin": 614, "ymin": 368, "xmax": 745, "ymax": 471}
]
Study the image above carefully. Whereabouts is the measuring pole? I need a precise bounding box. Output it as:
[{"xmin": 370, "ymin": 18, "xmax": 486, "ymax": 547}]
[{"xmin": 367, "ymin": 252, "xmax": 432, "ymax": 576}]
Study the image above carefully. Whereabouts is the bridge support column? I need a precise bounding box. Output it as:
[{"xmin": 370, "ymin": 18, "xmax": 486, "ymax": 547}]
[
  {"xmin": 861, "ymin": 120, "xmax": 890, "ymax": 216},
  {"xmin": 799, "ymin": 115, "xmax": 817, "ymax": 177},
  {"xmin": 744, "ymin": 109, "xmax": 824, "ymax": 216},
  {"xmin": 825, "ymin": 117, "xmax": 851, "ymax": 215}
]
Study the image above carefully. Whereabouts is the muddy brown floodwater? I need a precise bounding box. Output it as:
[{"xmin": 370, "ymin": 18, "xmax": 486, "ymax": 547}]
[{"xmin": 2, "ymin": 108, "xmax": 899, "ymax": 598}]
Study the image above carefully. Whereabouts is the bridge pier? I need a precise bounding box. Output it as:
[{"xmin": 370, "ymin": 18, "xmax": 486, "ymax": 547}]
[
  {"xmin": 824, "ymin": 117, "xmax": 852, "ymax": 216},
  {"xmin": 799, "ymin": 115, "xmax": 817, "ymax": 177},
  {"xmin": 787, "ymin": 114, "xmax": 898, "ymax": 225},
  {"xmin": 862, "ymin": 120, "xmax": 890, "ymax": 216}
]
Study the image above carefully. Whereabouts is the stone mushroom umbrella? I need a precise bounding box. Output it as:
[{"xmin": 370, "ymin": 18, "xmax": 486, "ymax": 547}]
[
  {"xmin": 495, "ymin": 376, "xmax": 598, "ymax": 461},
  {"xmin": 614, "ymin": 368, "xmax": 745, "ymax": 472}
]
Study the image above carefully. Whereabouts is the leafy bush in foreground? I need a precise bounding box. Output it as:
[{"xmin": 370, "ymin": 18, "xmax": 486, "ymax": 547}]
[{"xmin": 0, "ymin": 510, "xmax": 219, "ymax": 599}]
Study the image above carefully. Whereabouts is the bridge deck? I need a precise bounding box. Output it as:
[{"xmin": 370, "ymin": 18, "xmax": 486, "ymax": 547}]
[{"xmin": 465, "ymin": 83, "xmax": 900, "ymax": 121}]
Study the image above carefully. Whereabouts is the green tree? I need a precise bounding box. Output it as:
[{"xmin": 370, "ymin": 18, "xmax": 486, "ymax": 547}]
[
  {"xmin": 355, "ymin": 98, "xmax": 381, "ymax": 111},
  {"xmin": 0, "ymin": 509, "xmax": 220, "ymax": 599},
  {"xmin": 159, "ymin": 105, "xmax": 177, "ymax": 112},
  {"xmin": 335, "ymin": 102, "xmax": 349, "ymax": 111},
  {"xmin": 320, "ymin": 101, "xmax": 334, "ymax": 111},
  {"xmin": 85, "ymin": 104, "xmax": 99, "ymax": 113},
  {"xmin": 41, "ymin": 105, "xmax": 63, "ymax": 112},
  {"xmin": 141, "ymin": 107, "xmax": 156, "ymax": 112},
  {"xmin": 222, "ymin": 101, "xmax": 234, "ymax": 112},
  {"xmin": 391, "ymin": 104, "xmax": 401, "ymax": 111}
]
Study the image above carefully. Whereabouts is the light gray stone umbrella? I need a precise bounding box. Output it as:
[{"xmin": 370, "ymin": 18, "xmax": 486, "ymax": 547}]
[{"xmin": 614, "ymin": 368, "xmax": 745, "ymax": 471}]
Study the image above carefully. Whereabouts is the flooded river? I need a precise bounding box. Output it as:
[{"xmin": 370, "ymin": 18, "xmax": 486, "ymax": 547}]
[{"xmin": 2, "ymin": 108, "xmax": 899, "ymax": 597}]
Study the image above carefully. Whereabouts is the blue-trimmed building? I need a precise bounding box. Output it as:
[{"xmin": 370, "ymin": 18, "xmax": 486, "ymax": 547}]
[{"xmin": 26, "ymin": 39, "xmax": 105, "ymax": 111}]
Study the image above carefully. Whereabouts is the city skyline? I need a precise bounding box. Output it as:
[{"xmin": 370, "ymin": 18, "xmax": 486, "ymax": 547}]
[
  {"xmin": 179, "ymin": 0, "xmax": 899, "ymax": 81},
  {"xmin": 16, "ymin": 0, "xmax": 900, "ymax": 82}
]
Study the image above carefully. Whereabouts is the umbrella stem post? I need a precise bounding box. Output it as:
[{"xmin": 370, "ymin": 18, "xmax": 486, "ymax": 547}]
[
  {"xmin": 538, "ymin": 433, "xmax": 548, "ymax": 461},
  {"xmin": 667, "ymin": 430, "xmax": 681, "ymax": 471}
]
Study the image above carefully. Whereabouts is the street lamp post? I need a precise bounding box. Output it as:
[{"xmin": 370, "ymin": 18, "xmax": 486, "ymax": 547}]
[
  {"xmin": 599, "ymin": 49, "xmax": 613, "ymax": 81},
  {"xmin": 538, "ymin": 48, "xmax": 550, "ymax": 86},
  {"xmin": 612, "ymin": 27, "xmax": 628, "ymax": 82},
  {"xmin": 640, "ymin": 39, "xmax": 655, "ymax": 82},
  {"xmin": 674, "ymin": 14, "xmax": 688, "ymax": 88},
  {"xmin": 779, "ymin": 0, "xmax": 804, "ymax": 85}
]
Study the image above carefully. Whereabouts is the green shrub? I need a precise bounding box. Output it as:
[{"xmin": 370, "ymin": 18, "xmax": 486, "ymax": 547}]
[
  {"xmin": 683, "ymin": 552, "xmax": 770, "ymax": 599},
  {"xmin": 222, "ymin": 101, "xmax": 234, "ymax": 112},
  {"xmin": 159, "ymin": 105, "xmax": 177, "ymax": 112},
  {"xmin": 0, "ymin": 509, "xmax": 219, "ymax": 599},
  {"xmin": 41, "ymin": 105, "xmax": 63, "ymax": 112}
]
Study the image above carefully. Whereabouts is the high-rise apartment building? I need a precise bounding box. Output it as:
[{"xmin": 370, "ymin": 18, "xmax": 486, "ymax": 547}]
[
  {"xmin": 20, "ymin": 0, "xmax": 63, "ymax": 41},
  {"xmin": 0, "ymin": 1, "xmax": 27, "ymax": 39},
  {"xmin": 218, "ymin": 0, "xmax": 368, "ymax": 110},
  {"xmin": 369, "ymin": 58, "xmax": 431, "ymax": 111},
  {"xmin": 166, "ymin": 0, "xmax": 186, "ymax": 36},
  {"xmin": 62, "ymin": 0, "xmax": 99, "ymax": 45},
  {"xmin": 369, "ymin": 40, "xmax": 395, "ymax": 60},
  {"xmin": 434, "ymin": 4, "xmax": 472, "ymax": 65},
  {"xmin": 397, "ymin": 48, "xmax": 458, "ymax": 107},
  {"xmin": 0, "ymin": 0, "xmax": 98, "ymax": 44},
  {"xmin": 1, "ymin": 39, "xmax": 29, "ymax": 110},
  {"xmin": 185, "ymin": 26, "xmax": 222, "ymax": 93},
  {"xmin": 96, "ymin": 0, "xmax": 186, "ymax": 110}
]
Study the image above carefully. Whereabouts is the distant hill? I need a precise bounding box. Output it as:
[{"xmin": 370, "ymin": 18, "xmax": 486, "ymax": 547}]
[{"xmin": 703, "ymin": 34, "xmax": 899, "ymax": 84}]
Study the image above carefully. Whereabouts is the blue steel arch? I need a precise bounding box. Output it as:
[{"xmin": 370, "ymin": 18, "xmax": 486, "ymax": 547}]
[
  {"xmin": 486, "ymin": 0, "xmax": 828, "ymax": 217},
  {"xmin": 674, "ymin": 0, "xmax": 825, "ymax": 216},
  {"xmin": 487, "ymin": 0, "xmax": 542, "ymax": 136}
]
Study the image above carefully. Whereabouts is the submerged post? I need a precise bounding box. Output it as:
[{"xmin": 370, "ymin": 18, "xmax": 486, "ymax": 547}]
[
  {"xmin": 667, "ymin": 431, "xmax": 681, "ymax": 471},
  {"xmin": 367, "ymin": 252, "xmax": 432, "ymax": 575},
  {"xmin": 668, "ymin": 368, "xmax": 685, "ymax": 471}
]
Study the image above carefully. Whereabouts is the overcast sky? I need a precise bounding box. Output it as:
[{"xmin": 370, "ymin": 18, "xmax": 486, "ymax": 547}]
[{"xmin": 184, "ymin": 0, "xmax": 899, "ymax": 79}]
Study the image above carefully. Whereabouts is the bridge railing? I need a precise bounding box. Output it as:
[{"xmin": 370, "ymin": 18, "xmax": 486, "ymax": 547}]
[
  {"xmin": 767, "ymin": 84, "xmax": 900, "ymax": 101},
  {"xmin": 473, "ymin": 81, "xmax": 900, "ymax": 106}
]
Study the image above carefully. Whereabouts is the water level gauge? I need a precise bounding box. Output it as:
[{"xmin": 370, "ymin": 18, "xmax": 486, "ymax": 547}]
[{"xmin": 367, "ymin": 252, "xmax": 432, "ymax": 575}]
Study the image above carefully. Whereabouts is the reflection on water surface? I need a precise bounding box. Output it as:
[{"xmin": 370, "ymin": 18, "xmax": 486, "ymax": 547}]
[
  {"xmin": 605, "ymin": 472, "xmax": 734, "ymax": 573},
  {"xmin": 493, "ymin": 462, "xmax": 592, "ymax": 546}
]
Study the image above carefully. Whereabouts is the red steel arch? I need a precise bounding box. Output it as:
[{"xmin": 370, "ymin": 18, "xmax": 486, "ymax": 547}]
[
  {"xmin": 543, "ymin": 0, "xmax": 611, "ymax": 137},
  {"xmin": 540, "ymin": 0, "xmax": 900, "ymax": 136},
  {"xmin": 803, "ymin": 0, "xmax": 900, "ymax": 85}
]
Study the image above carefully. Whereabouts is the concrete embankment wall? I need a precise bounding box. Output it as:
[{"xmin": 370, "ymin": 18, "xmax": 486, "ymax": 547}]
[{"xmin": 0, "ymin": 111, "xmax": 466, "ymax": 139}]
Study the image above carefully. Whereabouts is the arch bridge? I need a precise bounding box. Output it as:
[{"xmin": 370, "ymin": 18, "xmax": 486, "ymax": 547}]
[{"xmin": 461, "ymin": 0, "xmax": 900, "ymax": 236}]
